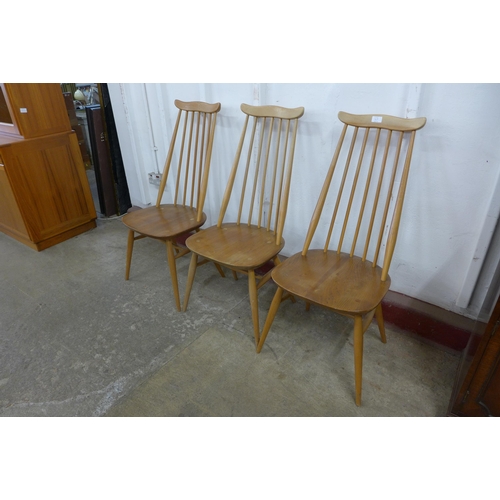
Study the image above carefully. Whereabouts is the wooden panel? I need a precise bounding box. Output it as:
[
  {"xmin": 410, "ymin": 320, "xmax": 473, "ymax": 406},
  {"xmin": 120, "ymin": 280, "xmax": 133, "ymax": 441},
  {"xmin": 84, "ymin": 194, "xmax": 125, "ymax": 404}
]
[
  {"xmin": 0, "ymin": 163, "xmax": 30, "ymax": 239},
  {"xmin": 2, "ymin": 83, "xmax": 71, "ymax": 138},
  {"xmin": 479, "ymin": 349, "xmax": 500, "ymax": 416},
  {"xmin": 4, "ymin": 132, "xmax": 96, "ymax": 242}
]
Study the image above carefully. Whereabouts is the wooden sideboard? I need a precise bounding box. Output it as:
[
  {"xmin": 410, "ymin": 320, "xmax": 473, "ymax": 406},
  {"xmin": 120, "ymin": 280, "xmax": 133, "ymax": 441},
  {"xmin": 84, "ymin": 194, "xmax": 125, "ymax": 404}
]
[{"xmin": 0, "ymin": 83, "xmax": 96, "ymax": 251}]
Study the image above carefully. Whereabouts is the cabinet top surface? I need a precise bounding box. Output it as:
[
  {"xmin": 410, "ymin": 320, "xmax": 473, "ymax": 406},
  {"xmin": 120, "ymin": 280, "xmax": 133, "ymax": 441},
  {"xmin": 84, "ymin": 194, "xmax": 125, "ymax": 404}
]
[{"xmin": 0, "ymin": 134, "xmax": 24, "ymax": 146}]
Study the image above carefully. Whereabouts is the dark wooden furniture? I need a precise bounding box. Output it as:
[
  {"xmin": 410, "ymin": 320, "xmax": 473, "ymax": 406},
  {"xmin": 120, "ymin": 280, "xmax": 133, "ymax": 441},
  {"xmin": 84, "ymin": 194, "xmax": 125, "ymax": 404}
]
[
  {"xmin": 449, "ymin": 294, "xmax": 500, "ymax": 416},
  {"xmin": 86, "ymin": 104, "xmax": 118, "ymax": 217},
  {"xmin": 0, "ymin": 83, "xmax": 97, "ymax": 251}
]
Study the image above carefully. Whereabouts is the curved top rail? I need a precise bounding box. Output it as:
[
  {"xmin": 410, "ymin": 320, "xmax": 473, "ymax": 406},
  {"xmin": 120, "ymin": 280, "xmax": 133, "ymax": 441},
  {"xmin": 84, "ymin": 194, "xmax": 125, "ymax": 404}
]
[
  {"xmin": 241, "ymin": 103, "xmax": 305, "ymax": 120},
  {"xmin": 338, "ymin": 111, "xmax": 426, "ymax": 132},
  {"xmin": 174, "ymin": 100, "xmax": 221, "ymax": 113}
]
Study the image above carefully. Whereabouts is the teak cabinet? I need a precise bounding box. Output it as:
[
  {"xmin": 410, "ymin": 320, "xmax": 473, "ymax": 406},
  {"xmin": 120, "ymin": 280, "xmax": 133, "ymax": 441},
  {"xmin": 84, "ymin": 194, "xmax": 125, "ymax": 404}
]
[{"xmin": 0, "ymin": 83, "xmax": 96, "ymax": 251}]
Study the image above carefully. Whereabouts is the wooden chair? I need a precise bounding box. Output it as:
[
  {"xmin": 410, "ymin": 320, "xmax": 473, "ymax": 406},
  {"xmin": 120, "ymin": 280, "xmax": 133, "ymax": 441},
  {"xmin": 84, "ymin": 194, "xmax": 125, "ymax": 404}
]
[
  {"xmin": 122, "ymin": 100, "xmax": 221, "ymax": 311},
  {"xmin": 257, "ymin": 111, "xmax": 426, "ymax": 406},
  {"xmin": 182, "ymin": 103, "xmax": 305, "ymax": 346}
]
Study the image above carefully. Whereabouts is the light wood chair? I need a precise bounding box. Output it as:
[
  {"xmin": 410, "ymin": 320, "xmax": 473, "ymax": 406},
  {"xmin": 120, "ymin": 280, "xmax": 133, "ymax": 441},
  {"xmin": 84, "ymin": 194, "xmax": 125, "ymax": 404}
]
[
  {"xmin": 182, "ymin": 103, "xmax": 305, "ymax": 346},
  {"xmin": 257, "ymin": 111, "xmax": 426, "ymax": 406},
  {"xmin": 122, "ymin": 100, "xmax": 221, "ymax": 311}
]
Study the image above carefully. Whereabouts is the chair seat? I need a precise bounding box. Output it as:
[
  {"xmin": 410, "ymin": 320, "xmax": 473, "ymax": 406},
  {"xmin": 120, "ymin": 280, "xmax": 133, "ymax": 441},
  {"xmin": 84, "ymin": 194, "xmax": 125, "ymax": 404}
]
[
  {"xmin": 185, "ymin": 223, "xmax": 285, "ymax": 270},
  {"xmin": 122, "ymin": 205, "xmax": 206, "ymax": 240},
  {"xmin": 272, "ymin": 250, "xmax": 391, "ymax": 315}
]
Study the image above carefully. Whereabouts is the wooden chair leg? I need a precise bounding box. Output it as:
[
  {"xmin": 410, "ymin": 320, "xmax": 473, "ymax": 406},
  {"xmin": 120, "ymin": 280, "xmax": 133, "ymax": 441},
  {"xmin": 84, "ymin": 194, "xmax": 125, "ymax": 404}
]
[
  {"xmin": 166, "ymin": 240, "xmax": 181, "ymax": 312},
  {"xmin": 232, "ymin": 270, "xmax": 239, "ymax": 281},
  {"xmin": 375, "ymin": 303, "xmax": 387, "ymax": 343},
  {"xmin": 256, "ymin": 286, "xmax": 284, "ymax": 353},
  {"xmin": 353, "ymin": 315, "xmax": 364, "ymax": 406},
  {"xmin": 182, "ymin": 252, "xmax": 198, "ymax": 312},
  {"xmin": 125, "ymin": 229, "xmax": 135, "ymax": 280},
  {"xmin": 305, "ymin": 301, "xmax": 310, "ymax": 311},
  {"xmin": 214, "ymin": 263, "xmax": 226, "ymax": 277},
  {"xmin": 248, "ymin": 269, "xmax": 260, "ymax": 348}
]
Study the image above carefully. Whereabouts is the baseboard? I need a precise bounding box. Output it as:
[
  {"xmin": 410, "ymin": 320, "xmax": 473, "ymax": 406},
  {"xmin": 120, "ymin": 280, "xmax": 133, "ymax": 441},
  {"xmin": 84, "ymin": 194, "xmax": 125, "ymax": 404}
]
[{"xmin": 381, "ymin": 291, "xmax": 479, "ymax": 353}]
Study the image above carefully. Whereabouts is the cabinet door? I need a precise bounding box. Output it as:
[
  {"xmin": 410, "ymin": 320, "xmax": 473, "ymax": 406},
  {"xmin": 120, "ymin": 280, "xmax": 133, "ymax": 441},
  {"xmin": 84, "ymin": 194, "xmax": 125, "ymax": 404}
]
[
  {"xmin": 4, "ymin": 133, "xmax": 96, "ymax": 243},
  {"xmin": 2, "ymin": 84, "xmax": 71, "ymax": 139}
]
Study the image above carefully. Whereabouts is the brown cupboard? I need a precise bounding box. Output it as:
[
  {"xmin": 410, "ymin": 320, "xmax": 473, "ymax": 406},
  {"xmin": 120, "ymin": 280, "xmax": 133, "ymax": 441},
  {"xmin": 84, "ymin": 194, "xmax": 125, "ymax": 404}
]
[{"xmin": 0, "ymin": 83, "xmax": 96, "ymax": 251}]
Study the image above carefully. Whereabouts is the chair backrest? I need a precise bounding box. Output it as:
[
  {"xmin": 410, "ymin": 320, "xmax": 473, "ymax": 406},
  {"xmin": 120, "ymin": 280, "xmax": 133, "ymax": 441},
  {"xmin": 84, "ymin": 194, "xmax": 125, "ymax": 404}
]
[
  {"xmin": 302, "ymin": 111, "xmax": 426, "ymax": 281},
  {"xmin": 156, "ymin": 100, "xmax": 221, "ymax": 222},
  {"xmin": 217, "ymin": 103, "xmax": 305, "ymax": 245}
]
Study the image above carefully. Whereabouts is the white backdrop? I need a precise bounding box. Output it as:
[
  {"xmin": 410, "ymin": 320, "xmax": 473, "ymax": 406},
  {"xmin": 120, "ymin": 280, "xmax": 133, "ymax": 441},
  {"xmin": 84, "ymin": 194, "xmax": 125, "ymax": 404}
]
[{"xmin": 108, "ymin": 83, "xmax": 500, "ymax": 319}]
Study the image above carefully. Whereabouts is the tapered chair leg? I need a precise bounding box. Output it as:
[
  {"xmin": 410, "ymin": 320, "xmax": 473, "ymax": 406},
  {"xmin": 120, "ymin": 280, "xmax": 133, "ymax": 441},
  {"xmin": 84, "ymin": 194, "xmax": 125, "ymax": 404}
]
[
  {"xmin": 353, "ymin": 315, "xmax": 364, "ymax": 406},
  {"xmin": 125, "ymin": 229, "xmax": 135, "ymax": 280},
  {"xmin": 248, "ymin": 269, "xmax": 260, "ymax": 347},
  {"xmin": 182, "ymin": 252, "xmax": 198, "ymax": 312},
  {"xmin": 214, "ymin": 263, "xmax": 226, "ymax": 277},
  {"xmin": 166, "ymin": 239, "xmax": 181, "ymax": 312},
  {"xmin": 375, "ymin": 303, "xmax": 387, "ymax": 343},
  {"xmin": 256, "ymin": 286, "xmax": 284, "ymax": 353}
]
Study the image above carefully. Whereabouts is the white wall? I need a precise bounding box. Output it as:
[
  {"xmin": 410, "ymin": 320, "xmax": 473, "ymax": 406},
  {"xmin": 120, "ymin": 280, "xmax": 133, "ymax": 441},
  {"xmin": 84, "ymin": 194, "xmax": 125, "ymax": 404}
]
[{"xmin": 108, "ymin": 83, "xmax": 500, "ymax": 319}]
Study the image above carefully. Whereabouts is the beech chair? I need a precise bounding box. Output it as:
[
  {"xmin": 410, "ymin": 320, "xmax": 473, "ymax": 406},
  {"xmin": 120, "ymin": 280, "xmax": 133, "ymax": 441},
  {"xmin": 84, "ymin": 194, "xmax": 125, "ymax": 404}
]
[
  {"xmin": 182, "ymin": 103, "xmax": 305, "ymax": 346},
  {"xmin": 257, "ymin": 111, "xmax": 426, "ymax": 406},
  {"xmin": 122, "ymin": 100, "xmax": 221, "ymax": 311}
]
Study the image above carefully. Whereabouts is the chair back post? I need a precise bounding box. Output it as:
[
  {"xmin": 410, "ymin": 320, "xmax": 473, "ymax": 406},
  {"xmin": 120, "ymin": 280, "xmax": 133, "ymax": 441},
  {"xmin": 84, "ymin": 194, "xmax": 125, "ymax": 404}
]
[
  {"xmin": 257, "ymin": 117, "xmax": 276, "ymax": 229},
  {"xmin": 380, "ymin": 129, "xmax": 417, "ymax": 281},
  {"xmin": 302, "ymin": 111, "xmax": 426, "ymax": 274},
  {"xmin": 156, "ymin": 107, "xmax": 182, "ymax": 207},
  {"xmin": 174, "ymin": 110, "xmax": 190, "ymax": 205},
  {"xmin": 361, "ymin": 129, "xmax": 393, "ymax": 262},
  {"xmin": 302, "ymin": 123, "xmax": 348, "ymax": 256},
  {"xmin": 276, "ymin": 116, "xmax": 300, "ymax": 245},
  {"xmin": 217, "ymin": 103, "xmax": 304, "ymax": 235},
  {"xmin": 217, "ymin": 114, "xmax": 250, "ymax": 227},
  {"xmin": 156, "ymin": 99, "xmax": 221, "ymax": 213},
  {"xmin": 197, "ymin": 111, "xmax": 218, "ymax": 222}
]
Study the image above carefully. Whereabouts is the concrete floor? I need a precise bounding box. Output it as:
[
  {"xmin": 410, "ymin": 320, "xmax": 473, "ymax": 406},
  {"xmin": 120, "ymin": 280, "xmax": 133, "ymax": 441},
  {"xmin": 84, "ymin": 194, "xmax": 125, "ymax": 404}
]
[{"xmin": 0, "ymin": 218, "xmax": 460, "ymax": 417}]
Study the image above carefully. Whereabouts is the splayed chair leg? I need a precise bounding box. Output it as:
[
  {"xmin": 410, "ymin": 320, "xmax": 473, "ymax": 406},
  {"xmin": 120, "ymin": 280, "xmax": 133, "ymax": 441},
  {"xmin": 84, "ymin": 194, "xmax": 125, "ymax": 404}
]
[
  {"xmin": 257, "ymin": 286, "xmax": 284, "ymax": 353},
  {"xmin": 248, "ymin": 269, "xmax": 260, "ymax": 348},
  {"xmin": 182, "ymin": 252, "xmax": 198, "ymax": 312},
  {"xmin": 166, "ymin": 240, "xmax": 181, "ymax": 311},
  {"xmin": 214, "ymin": 263, "xmax": 226, "ymax": 277},
  {"xmin": 125, "ymin": 230, "xmax": 135, "ymax": 280},
  {"xmin": 375, "ymin": 303, "xmax": 387, "ymax": 343},
  {"xmin": 353, "ymin": 315, "xmax": 364, "ymax": 406}
]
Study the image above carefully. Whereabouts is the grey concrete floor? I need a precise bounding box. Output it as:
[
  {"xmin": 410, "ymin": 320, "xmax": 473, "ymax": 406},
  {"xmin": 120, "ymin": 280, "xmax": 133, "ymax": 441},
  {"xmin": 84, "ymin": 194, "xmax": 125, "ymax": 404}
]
[{"xmin": 0, "ymin": 218, "xmax": 460, "ymax": 417}]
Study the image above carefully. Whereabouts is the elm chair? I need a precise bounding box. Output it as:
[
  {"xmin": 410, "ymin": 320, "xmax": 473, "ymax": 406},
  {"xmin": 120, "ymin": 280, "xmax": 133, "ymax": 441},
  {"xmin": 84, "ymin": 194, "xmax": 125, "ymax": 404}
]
[
  {"xmin": 257, "ymin": 111, "xmax": 426, "ymax": 406},
  {"xmin": 122, "ymin": 100, "xmax": 221, "ymax": 311},
  {"xmin": 182, "ymin": 103, "xmax": 305, "ymax": 346}
]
